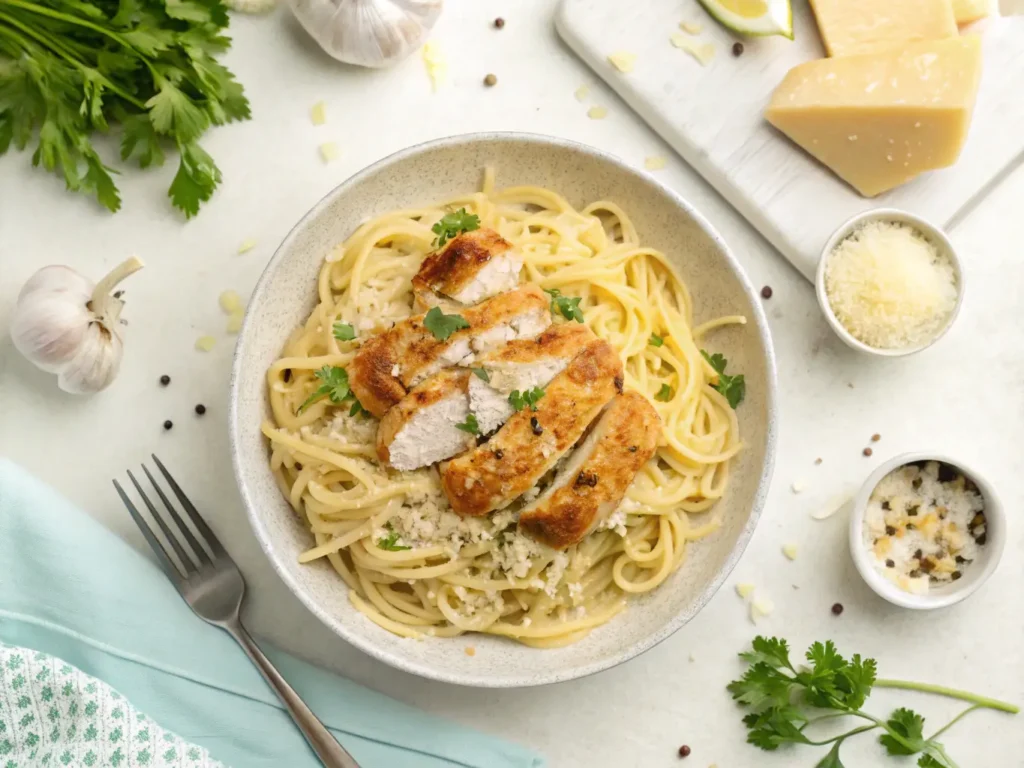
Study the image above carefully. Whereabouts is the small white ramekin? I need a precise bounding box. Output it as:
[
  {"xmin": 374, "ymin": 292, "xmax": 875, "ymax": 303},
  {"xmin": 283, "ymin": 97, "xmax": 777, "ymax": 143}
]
[
  {"xmin": 816, "ymin": 208, "xmax": 964, "ymax": 358},
  {"xmin": 849, "ymin": 452, "xmax": 1005, "ymax": 610}
]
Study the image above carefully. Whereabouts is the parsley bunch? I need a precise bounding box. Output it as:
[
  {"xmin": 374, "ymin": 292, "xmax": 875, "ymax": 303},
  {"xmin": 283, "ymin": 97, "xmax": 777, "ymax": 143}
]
[
  {"xmin": 729, "ymin": 636, "xmax": 1018, "ymax": 768},
  {"xmin": 431, "ymin": 208, "xmax": 479, "ymax": 247},
  {"xmin": 508, "ymin": 386, "xmax": 544, "ymax": 412},
  {"xmin": 543, "ymin": 288, "xmax": 584, "ymax": 323},
  {"xmin": 700, "ymin": 349, "xmax": 745, "ymax": 409},
  {"xmin": 0, "ymin": 0, "xmax": 249, "ymax": 216}
]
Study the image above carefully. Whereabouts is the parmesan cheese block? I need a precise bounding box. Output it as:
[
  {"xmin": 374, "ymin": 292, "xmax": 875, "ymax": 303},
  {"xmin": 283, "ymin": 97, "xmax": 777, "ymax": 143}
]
[
  {"xmin": 809, "ymin": 0, "xmax": 957, "ymax": 57},
  {"xmin": 765, "ymin": 37, "xmax": 982, "ymax": 198},
  {"xmin": 951, "ymin": 0, "xmax": 991, "ymax": 24}
]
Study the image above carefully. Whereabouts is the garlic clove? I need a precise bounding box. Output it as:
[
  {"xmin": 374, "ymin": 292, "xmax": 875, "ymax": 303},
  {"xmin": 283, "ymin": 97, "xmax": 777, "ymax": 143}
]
[
  {"xmin": 57, "ymin": 322, "xmax": 124, "ymax": 394},
  {"xmin": 11, "ymin": 291, "xmax": 92, "ymax": 373},
  {"xmin": 287, "ymin": 0, "xmax": 443, "ymax": 68},
  {"xmin": 18, "ymin": 265, "xmax": 94, "ymax": 303}
]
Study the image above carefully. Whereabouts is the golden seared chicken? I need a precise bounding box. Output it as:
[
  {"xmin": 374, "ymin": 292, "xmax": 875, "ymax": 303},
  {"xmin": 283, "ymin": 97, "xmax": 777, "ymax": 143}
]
[
  {"xmin": 376, "ymin": 370, "xmax": 476, "ymax": 471},
  {"xmin": 518, "ymin": 391, "xmax": 661, "ymax": 548},
  {"xmin": 349, "ymin": 284, "xmax": 550, "ymax": 418},
  {"xmin": 441, "ymin": 339, "xmax": 623, "ymax": 517},
  {"xmin": 412, "ymin": 228, "xmax": 522, "ymax": 309},
  {"xmin": 468, "ymin": 323, "xmax": 595, "ymax": 435}
]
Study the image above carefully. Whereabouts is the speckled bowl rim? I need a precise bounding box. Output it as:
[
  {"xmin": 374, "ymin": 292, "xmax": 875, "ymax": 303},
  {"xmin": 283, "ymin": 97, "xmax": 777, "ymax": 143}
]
[
  {"xmin": 848, "ymin": 452, "xmax": 1006, "ymax": 610},
  {"xmin": 815, "ymin": 208, "xmax": 965, "ymax": 358},
  {"xmin": 228, "ymin": 132, "xmax": 778, "ymax": 687}
]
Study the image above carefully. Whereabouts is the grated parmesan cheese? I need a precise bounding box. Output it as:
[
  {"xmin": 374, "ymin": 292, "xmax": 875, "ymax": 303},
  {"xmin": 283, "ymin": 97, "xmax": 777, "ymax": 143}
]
[
  {"xmin": 644, "ymin": 156, "xmax": 667, "ymax": 171},
  {"xmin": 608, "ymin": 51, "xmax": 637, "ymax": 73},
  {"xmin": 782, "ymin": 543, "xmax": 799, "ymax": 560},
  {"xmin": 587, "ymin": 106, "xmax": 608, "ymax": 120},
  {"xmin": 574, "ymin": 84, "xmax": 590, "ymax": 102},
  {"xmin": 319, "ymin": 143, "xmax": 339, "ymax": 163},
  {"xmin": 670, "ymin": 34, "xmax": 715, "ymax": 65},
  {"xmin": 310, "ymin": 101, "xmax": 326, "ymax": 126},
  {"xmin": 824, "ymin": 220, "xmax": 958, "ymax": 350},
  {"xmin": 735, "ymin": 582, "xmax": 755, "ymax": 598},
  {"xmin": 195, "ymin": 335, "xmax": 216, "ymax": 352}
]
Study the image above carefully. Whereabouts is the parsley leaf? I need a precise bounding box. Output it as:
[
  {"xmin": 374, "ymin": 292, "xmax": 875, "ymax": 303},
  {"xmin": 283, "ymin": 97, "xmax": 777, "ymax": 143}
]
[
  {"xmin": 423, "ymin": 306, "xmax": 470, "ymax": 341},
  {"xmin": 349, "ymin": 399, "xmax": 365, "ymax": 417},
  {"xmin": 333, "ymin": 322, "xmax": 356, "ymax": 341},
  {"xmin": 543, "ymin": 288, "xmax": 585, "ymax": 323},
  {"xmin": 700, "ymin": 349, "xmax": 746, "ymax": 409},
  {"xmin": 508, "ymin": 386, "xmax": 545, "ymax": 412},
  {"xmin": 297, "ymin": 366, "xmax": 350, "ymax": 413},
  {"xmin": 728, "ymin": 636, "xmax": 1019, "ymax": 768},
  {"xmin": 470, "ymin": 367, "xmax": 490, "ymax": 382},
  {"xmin": 377, "ymin": 523, "xmax": 411, "ymax": 551},
  {"xmin": 431, "ymin": 208, "xmax": 480, "ymax": 247},
  {"xmin": 649, "ymin": 333, "xmax": 664, "ymax": 347},
  {"xmin": 455, "ymin": 413, "xmax": 480, "ymax": 435},
  {"xmin": 655, "ymin": 383, "xmax": 673, "ymax": 402}
]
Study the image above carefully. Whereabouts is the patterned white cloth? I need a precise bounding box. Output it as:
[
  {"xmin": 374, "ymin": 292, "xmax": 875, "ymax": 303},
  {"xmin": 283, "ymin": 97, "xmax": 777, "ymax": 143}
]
[{"xmin": 0, "ymin": 642, "xmax": 225, "ymax": 768}]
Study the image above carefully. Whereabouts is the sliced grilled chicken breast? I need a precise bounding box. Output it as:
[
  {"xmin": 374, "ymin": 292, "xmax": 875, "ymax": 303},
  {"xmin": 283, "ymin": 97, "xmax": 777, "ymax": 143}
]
[
  {"xmin": 468, "ymin": 323, "xmax": 596, "ymax": 435},
  {"xmin": 412, "ymin": 228, "xmax": 522, "ymax": 308},
  {"xmin": 441, "ymin": 339, "xmax": 623, "ymax": 517},
  {"xmin": 518, "ymin": 391, "xmax": 661, "ymax": 548},
  {"xmin": 349, "ymin": 284, "xmax": 550, "ymax": 417},
  {"xmin": 376, "ymin": 370, "xmax": 475, "ymax": 471}
]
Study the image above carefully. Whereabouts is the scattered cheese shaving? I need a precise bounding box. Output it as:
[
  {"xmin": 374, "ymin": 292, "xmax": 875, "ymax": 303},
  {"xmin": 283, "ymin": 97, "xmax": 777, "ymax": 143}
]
[
  {"xmin": 782, "ymin": 543, "xmax": 799, "ymax": 560},
  {"xmin": 587, "ymin": 106, "xmax": 608, "ymax": 120},
  {"xmin": 226, "ymin": 312, "xmax": 244, "ymax": 334},
  {"xmin": 735, "ymin": 582, "xmax": 755, "ymax": 598},
  {"xmin": 644, "ymin": 156, "xmax": 667, "ymax": 170},
  {"xmin": 680, "ymin": 20, "xmax": 703, "ymax": 34},
  {"xmin": 750, "ymin": 597, "xmax": 774, "ymax": 624},
  {"xmin": 422, "ymin": 41, "xmax": 447, "ymax": 91},
  {"xmin": 319, "ymin": 143, "xmax": 339, "ymax": 163},
  {"xmin": 812, "ymin": 493, "xmax": 852, "ymax": 520},
  {"xmin": 791, "ymin": 480, "xmax": 806, "ymax": 493},
  {"xmin": 237, "ymin": 239, "xmax": 257, "ymax": 254},
  {"xmin": 608, "ymin": 51, "xmax": 637, "ymax": 73},
  {"xmin": 574, "ymin": 84, "xmax": 590, "ymax": 102},
  {"xmin": 218, "ymin": 290, "xmax": 242, "ymax": 314},
  {"xmin": 464, "ymin": 646, "xmax": 476, "ymax": 657},
  {"xmin": 195, "ymin": 335, "xmax": 216, "ymax": 352},
  {"xmin": 310, "ymin": 101, "xmax": 326, "ymax": 126},
  {"xmin": 670, "ymin": 34, "xmax": 715, "ymax": 65}
]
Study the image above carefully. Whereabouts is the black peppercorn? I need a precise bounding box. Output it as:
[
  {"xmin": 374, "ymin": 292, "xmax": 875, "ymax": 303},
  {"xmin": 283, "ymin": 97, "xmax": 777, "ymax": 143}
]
[
  {"xmin": 163, "ymin": 420, "xmax": 173, "ymax": 430},
  {"xmin": 863, "ymin": 447, "xmax": 873, "ymax": 457},
  {"xmin": 831, "ymin": 602, "xmax": 844, "ymax": 616},
  {"xmin": 732, "ymin": 42, "xmax": 744, "ymax": 57},
  {"xmin": 530, "ymin": 417, "xmax": 543, "ymax": 435},
  {"xmin": 159, "ymin": 375, "xmax": 170, "ymax": 386},
  {"xmin": 629, "ymin": 445, "xmax": 638, "ymax": 453},
  {"xmin": 484, "ymin": 74, "xmax": 498, "ymax": 87},
  {"xmin": 885, "ymin": 559, "xmax": 895, "ymax": 568},
  {"xmin": 195, "ymin": 404, "xmax": 206, "ymax": 415},
  {"xmin": 760, "ymin": 285, "xmax": 772, "ymax": 299},
  {"xmin": 885, "ymin": 525, "xmax": 896, "ymax": 536},
  {"xmin": 494, "ymin": 17, "xmax": 505, "ymax": 28},
  {"xmin": 677, "ymin": 745, "xmax": 691, "ymax": 758},
  {"xmin": 494, "ymin": 449, "xmax": 504, "ymax": 460},
  {"xmin": 952, "ymin": 571, "xmax": 962, "ymax": 581}
]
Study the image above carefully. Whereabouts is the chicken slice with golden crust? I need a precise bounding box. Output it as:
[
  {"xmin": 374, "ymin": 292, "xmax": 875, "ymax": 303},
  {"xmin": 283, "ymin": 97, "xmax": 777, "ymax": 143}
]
[
  {"xmin": 441, "ymin": 338, "xmax": 623, "ymax": 517},
  {"xmin": 412, "ymin": 228, "xmax": 521, "ymax": 309},
  {"xmin": 518, "ymin": 391, "xmax": 661, "ymax": 548}
]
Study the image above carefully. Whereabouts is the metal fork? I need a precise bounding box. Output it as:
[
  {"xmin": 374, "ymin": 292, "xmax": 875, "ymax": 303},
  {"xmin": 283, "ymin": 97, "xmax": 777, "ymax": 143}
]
[{"xmin": 114, "ymin": 455, "xmax": 361, "ymax": 768}]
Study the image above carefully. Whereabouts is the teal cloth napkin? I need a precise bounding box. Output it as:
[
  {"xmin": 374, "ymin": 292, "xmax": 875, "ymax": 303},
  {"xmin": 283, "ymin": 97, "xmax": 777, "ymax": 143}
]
[{"xmin": 0, "ymin": 459, "xmax": 544, "ymax": 768}]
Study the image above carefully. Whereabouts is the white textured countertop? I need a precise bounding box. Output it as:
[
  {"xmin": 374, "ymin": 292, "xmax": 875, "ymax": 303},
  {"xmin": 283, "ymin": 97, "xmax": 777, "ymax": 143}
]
[{"xmin": 1, "ymin": 2, "xmax": 1022, "ymax": 766}]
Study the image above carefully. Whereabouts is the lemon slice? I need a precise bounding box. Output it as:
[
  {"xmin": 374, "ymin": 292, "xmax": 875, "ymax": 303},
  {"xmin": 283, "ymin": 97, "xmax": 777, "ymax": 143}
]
[{"xmin": 697, "ymin": 0, "xmax": 793, "ymax": 38}]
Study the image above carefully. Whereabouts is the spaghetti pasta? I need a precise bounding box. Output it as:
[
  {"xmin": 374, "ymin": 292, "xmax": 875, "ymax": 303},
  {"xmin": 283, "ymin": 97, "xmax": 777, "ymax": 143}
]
[{"xmin": 262, "ymin": 171, "xmax": 745, "ymax": 647}]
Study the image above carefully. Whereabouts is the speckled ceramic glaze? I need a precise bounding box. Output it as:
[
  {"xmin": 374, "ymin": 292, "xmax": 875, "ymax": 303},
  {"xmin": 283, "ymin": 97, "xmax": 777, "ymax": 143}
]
[{"xmin": 229, "ymin": 133, "xmax": 778, "ymax": 687}]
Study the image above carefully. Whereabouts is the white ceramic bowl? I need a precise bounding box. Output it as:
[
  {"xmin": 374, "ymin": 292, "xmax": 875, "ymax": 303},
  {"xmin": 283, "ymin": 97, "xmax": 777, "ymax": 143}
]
[
  {"xmin": 229, "ymin": 133, "xmax": 778, "ymax": 687},
  {"xmin": 849, "ymin": 452, "xmax": 1005, "ymax": 610},
  {"xmin": 816, "ymin": 208, "xmax": 964, "ymax": 357}
]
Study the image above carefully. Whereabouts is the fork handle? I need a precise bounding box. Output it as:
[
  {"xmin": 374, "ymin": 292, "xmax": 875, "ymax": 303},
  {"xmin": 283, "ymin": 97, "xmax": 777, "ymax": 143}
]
[{"xmin": 226, "ymin": 623, "xmax": 362, "ymax": 768}]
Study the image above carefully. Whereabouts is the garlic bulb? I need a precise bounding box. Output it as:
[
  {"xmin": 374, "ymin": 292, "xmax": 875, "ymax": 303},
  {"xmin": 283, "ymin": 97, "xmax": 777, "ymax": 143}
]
[
  {"xmin": 11, "ymin": 257, "xmax": 144, "ymax": 394},
  {"xmin": 288, "ymin": 0, "xmax": 443, "ymax": 68}
]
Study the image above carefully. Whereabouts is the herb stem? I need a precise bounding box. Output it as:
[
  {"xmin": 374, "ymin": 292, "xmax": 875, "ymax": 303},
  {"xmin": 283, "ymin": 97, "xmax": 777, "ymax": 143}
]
[
  {"xmin": 875, "ymin": 679, "xmax": 1020, "ymax": 714},
  {"xmin": 802, "ymin": 724, "xmax": 877, "ymax": 746},
  {"xmin": 928, "ymin": 705, "xmax": 980, "ymax": 742}
]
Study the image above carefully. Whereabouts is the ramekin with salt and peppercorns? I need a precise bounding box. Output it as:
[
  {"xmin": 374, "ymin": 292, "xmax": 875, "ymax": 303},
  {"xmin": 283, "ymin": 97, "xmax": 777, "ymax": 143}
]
[{"xmin": 849, "ymin": 453, "xmax": 1005, "ymax": 610}]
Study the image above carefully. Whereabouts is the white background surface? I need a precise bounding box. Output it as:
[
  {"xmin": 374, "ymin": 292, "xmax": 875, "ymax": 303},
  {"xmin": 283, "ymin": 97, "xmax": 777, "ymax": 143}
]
[{"xmin": 1, "ymin": 2, "xmax": 1022, "ymax": 766}]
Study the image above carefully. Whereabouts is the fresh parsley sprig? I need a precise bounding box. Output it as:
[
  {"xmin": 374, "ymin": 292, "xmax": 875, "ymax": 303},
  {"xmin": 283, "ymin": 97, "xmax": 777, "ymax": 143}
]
[
  {"xmin": 701, "ymin": 349, "xmax": 745, "ymax": 409},
  {"xmin": 431, "ymin": 208, "xmax": 480, "ymax": 247},
  {"xmin": 654, "ymin": 383, "xmax": 673, "ymax": 402},
  {"xmin": 0, "ymin": 0, "xmax": 249, "ymax": 216},
  {"xmin": 470, "ymin": 367, "xmax": 490, "ymax": 382},
  {"xmin": 377, "ymin": 522, "xmax": 411, "ymax": 552},
  {"xmin": 508, "ymin": 386, "xmax": 545, "ymax": 412},
  {"xmin": 423, "ymin": 306, "xmax": 470, "ymax": 341},
  {"xmin": 455, "ymin": 413, "xmax": 480, "ymax": 435},
  {"xmin": 297, "ymin": 365, "xmax": 364, "ymax": 415},
  {"xmin": 543, "ymin": 288, "xmax": 585, "ymax": 323},
  {"xmin": 649, "ymin": 333, "xmax": 664, "ymax": 347},
  {"xmin": 729, "ymin": 636, "xmax": 1019, "ymax": 768},
  {"xmin": 332, "ymin": 322, "xmax": 356, "ymax": 341}
]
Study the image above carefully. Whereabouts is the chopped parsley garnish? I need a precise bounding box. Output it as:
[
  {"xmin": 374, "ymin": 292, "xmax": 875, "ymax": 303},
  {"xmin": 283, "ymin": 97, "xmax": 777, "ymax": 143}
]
[
  {"xmin": 729, "ymin": 636, "xmax": 1019, "ymax": 768},
  {"xmin": 701, "ymin": 349, "xmax": 746, "ymax": 409},
  {"xmin": 543, "ymin": 288, "xmax": 585, "ymax": 323},
  {"xmin": 508, "ymin": 386, "xmax": 545, "ymax": 412},
  {"xmin": 470, "ymin": 367, "xmax": 490, "ymax": 382},
  {"xmin": 649, "ymin": 333, "xmax": 664, "ymax": 347},
  {"xmin": 349, "ymin": 399, "xmax": 365, "ymax": 417},
  {"xmin": 298, "ymin": 366, "xmax": 352, "ymax": 413},
  {"xmin": 332, "ymin": 322, "xmax": 356, "ymax": 341},
  {"xmin": 655, "ymin": 383, "xmax": 673, "ymax": 402},
  {"xmin": 423, "ymin": 306, "xmax": 470, "ymax": 341},
  {"xmin": 376, "ymin": 523, "xmax": 411, "ymax": 552},
  {"xmin": 455, "ymin": 413, "xmax": 480, "ymax": 435},
  {"xmin": 432, "ymin": 208, "xmax": 480, "ymax": 247}
]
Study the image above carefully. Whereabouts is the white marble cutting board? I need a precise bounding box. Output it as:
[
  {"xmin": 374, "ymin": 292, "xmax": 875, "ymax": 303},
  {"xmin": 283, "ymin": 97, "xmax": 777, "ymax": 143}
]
[{"xmin": 556, "ymin": 1, "xmax": 1024, "ymax": 279}]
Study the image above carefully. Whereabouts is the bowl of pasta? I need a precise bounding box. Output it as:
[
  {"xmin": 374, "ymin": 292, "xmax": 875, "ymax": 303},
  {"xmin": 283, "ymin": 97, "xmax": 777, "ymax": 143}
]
[{"xmin": 229, "ymin": 132, "xmax": 777, "ymax": 687}]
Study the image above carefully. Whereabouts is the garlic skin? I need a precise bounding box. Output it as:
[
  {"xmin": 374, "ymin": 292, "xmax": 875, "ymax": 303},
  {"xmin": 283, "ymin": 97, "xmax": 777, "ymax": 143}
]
[
  {"xmin": 288, "ymin": 0, "xmax": 443, "ymax": 68},
  {"xmin": 10, "ymin": 257, "xmax": 144, "ymax": 394}
]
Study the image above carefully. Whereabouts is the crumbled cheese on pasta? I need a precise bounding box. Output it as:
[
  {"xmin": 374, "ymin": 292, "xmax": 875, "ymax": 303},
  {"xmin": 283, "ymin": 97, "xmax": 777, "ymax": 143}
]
[
  {"xmin": 493, "ymin": 530, "xmax": 543, "ymax": 578},
  {"xmin": 824, "ymin": 221, "xmax": 958, "ymax": 350},
  {"xmin": 543, "ymin": 552, "xmax": 570, "ymax": 597},
  {"xmin": 567, "ymin": 582, "xmax": 583, "ymax": 602}
]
